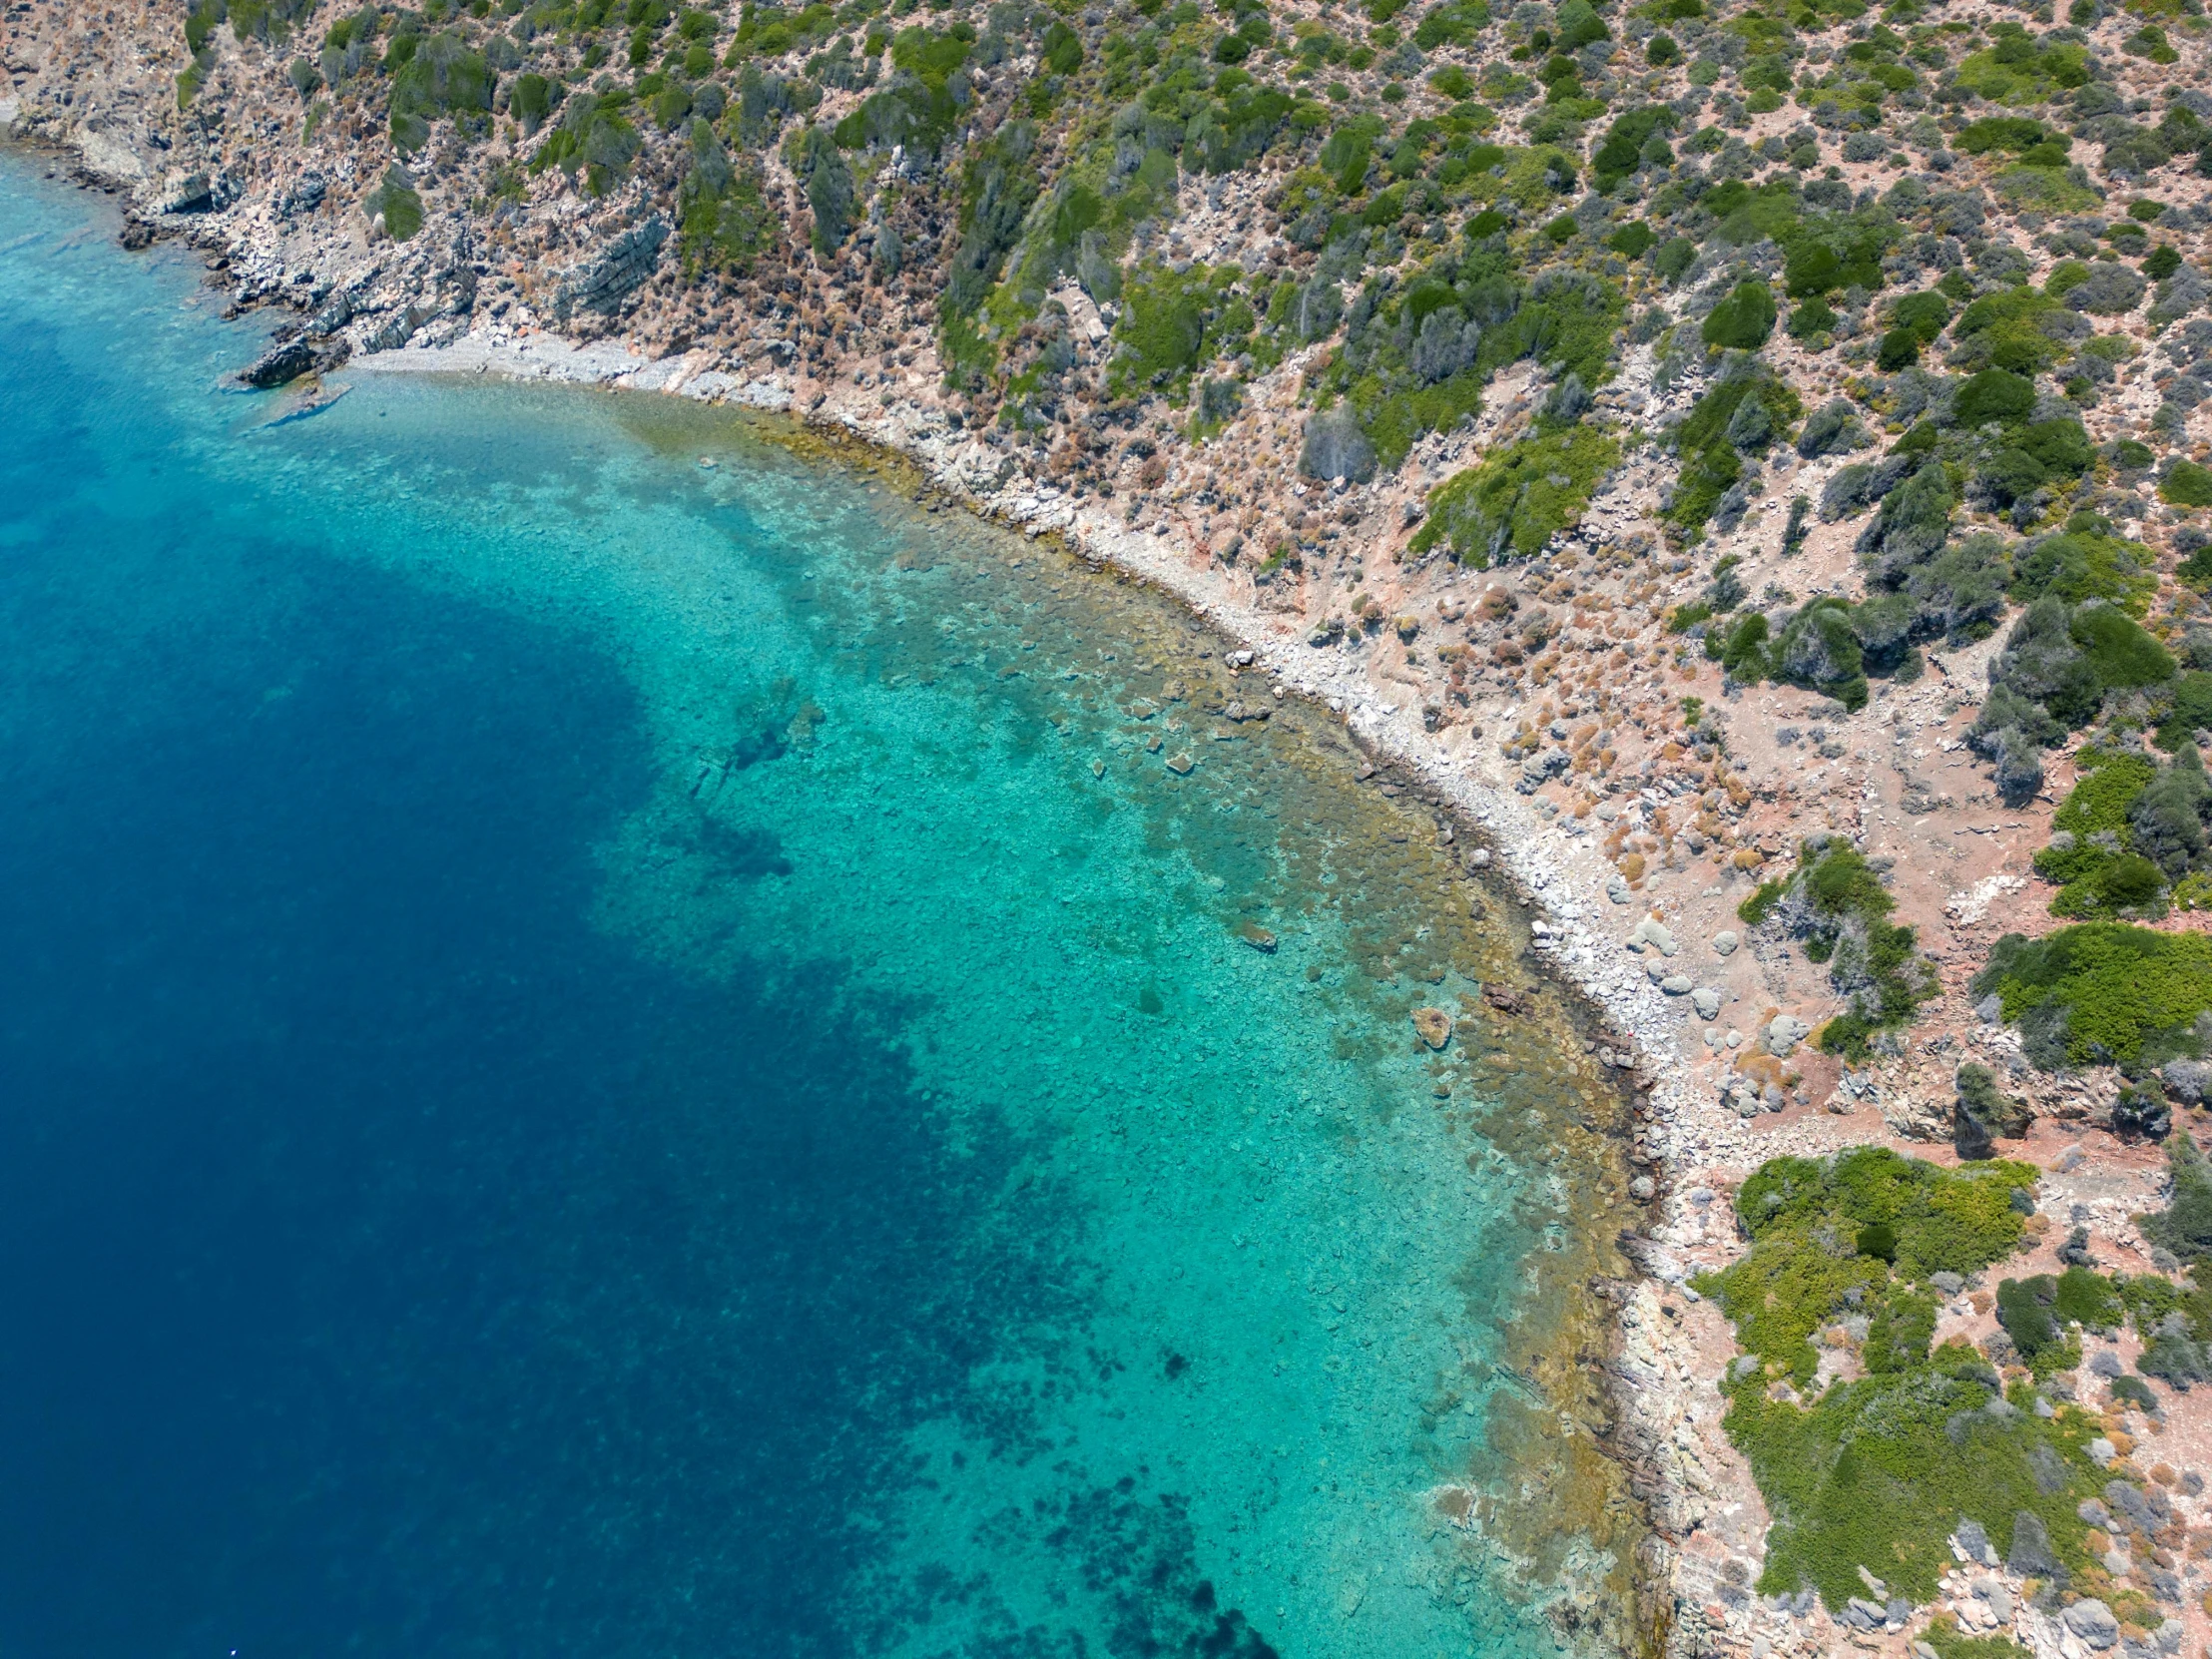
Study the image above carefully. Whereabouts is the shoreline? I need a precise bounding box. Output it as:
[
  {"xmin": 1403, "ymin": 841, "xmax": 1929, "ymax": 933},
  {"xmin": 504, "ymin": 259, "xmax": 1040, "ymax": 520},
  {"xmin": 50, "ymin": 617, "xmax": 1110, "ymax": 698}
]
[
  {"xmin": 2, "ymin": 130, "xmax": 1713, "ymax": 1657},
  {"xmin": 346, "ymin": 324, "xmax": 1702, "ymax": 1652},
  {"xmin": 22, "ymin": 0, "xmax": 2212, "ymax": 1643}
]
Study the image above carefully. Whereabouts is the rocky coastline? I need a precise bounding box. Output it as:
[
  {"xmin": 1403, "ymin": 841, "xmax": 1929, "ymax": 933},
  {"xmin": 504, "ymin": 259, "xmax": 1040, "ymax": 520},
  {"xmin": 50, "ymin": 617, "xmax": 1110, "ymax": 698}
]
[{"xmin": 18, "ymin": 0, "xmax": 2212, "ymax": 1651}]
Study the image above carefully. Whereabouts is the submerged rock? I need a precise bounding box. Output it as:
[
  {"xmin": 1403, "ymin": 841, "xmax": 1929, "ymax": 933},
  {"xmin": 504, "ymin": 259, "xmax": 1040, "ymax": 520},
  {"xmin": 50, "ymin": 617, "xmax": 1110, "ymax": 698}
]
[{"xmin": 1411, "ymin": 1007, "xmax": 1451, "ymax": 1049}]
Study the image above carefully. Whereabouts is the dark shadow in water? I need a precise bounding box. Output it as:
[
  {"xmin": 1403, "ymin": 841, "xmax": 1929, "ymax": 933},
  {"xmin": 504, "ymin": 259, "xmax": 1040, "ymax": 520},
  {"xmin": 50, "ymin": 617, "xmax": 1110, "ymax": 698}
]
[{"xmin": 0, "ymin": 514, "xmax": 1085, "ymax": 1658}]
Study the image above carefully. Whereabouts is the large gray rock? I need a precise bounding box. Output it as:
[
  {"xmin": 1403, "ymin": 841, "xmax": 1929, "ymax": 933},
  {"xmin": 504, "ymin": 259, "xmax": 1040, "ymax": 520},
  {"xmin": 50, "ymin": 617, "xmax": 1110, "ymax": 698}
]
[
  {"xmin": 278, "ymin": 170, "xmax": 327, "ymax": 219},
  {"xmin": 1515, "ymin": 749, "xmax": 1570, "ymax": 794},
  {"xmin": 236, "ymin": 335, "xmax": 319, "ymax": 388},
  {"xmin": 1691, "ymin": 987, "xmax": 1723, "ymax": 1020},
  {"xmin": 1765, "ymin": 1013, "xmax": 1812, "ymax": 1058},
  {"xmin": 2063, "ymin": 1599, "xmax": 2119, "ymax": 1650},
  {"xmin": 2163, "ymin": 1059, "xmax": 2212, "ymax": 1104},
  {"xmin": 363, "ymin": 303, "xmax": 425, "ymax": 353},
  {"xmin": 1628, "ymin": 917, "xmax": 1679, "ymax": 956},
  {"xmin": 2008, "ymin": 1509, "xmax": 2062, "ymax": 1578},
  {"xmin": 554, "ymin": 216, "xmax": 671, "ymax": 320},
  {"xmin": 156, "ymin": 169, "xmax": 216, "ymax": 214},
  {"xmin": 1299, "ymin": 407, "xmax": 1377, "ymax": 483}
]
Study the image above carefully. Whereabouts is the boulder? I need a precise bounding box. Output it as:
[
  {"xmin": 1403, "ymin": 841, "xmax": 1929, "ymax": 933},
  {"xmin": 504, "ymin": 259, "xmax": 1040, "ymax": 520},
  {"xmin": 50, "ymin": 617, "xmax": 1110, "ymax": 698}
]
[
  {"xmin": 1627, "ymin": 917, "xmax": 1679, "ymax": 956},
  {"xmin": 156, "ymin": 169, "xmax": 215, "ymax": 214},
  {"xmin": 1691, "ymin": 987, "xmax": 1723, "ymax": 1020},
  {"xmin": 1662, "ymin": 974, "xmax": 1693, "ymax": 996},
  {"xmin": 1411, "ymin": 1007, "xmax": 1451, "ymax": 1049},
  {"xmin": 2062, "ymin": 1599, "xmax": 2119, "ymax": 1650},
  {"xmin": 1764, "ymin": 1014, "xmax": 1811, "ymax": 1058},
  {"xmin": 1483, "ymin": 983, "xmax": 1531, "ymax": 1017},
  {"xmin": 1299, "ymin": 407, "xmax": 1377, "ymax": 483},
  {"xmin": 2162, "ymin": 1059, "xmax": 2211, "ymax": 1104},
  {"xmin": 2008, "ymin": 1509, "xmax": 2062, "ymax": 1578},
  {"xmin": 363, "ymin": 303, "xmax": 425, "ymax": 353},
  {"xmin": 1955, "ymin": 1518, "xmax": 1997, "ymax": 1566},
  {"xmin": 1712, "ymin": 929, "xmax": 1741, "ymax": 957},
  {"xmin": 236, "ymin": 335, "xmax": 319, "ymax": 389},
  {"xmin": 1516, "ymin": 749, "xmax": 1570, "ymax": 794}
]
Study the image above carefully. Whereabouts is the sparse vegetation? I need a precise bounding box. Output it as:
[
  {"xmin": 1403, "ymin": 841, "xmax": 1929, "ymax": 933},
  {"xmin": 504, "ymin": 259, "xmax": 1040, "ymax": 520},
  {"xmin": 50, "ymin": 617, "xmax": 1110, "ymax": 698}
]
[{"xmin": 1737, "ymin": 840, "xmax": 1937, "ymax": 1058}]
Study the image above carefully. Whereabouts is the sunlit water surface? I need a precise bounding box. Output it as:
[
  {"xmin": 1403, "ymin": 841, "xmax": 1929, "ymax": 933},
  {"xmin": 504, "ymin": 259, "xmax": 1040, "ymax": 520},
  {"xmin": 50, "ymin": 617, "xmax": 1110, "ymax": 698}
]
[{"xmin": 0, "ymin": 157, "xmax": 1637, "ymax": 1659}]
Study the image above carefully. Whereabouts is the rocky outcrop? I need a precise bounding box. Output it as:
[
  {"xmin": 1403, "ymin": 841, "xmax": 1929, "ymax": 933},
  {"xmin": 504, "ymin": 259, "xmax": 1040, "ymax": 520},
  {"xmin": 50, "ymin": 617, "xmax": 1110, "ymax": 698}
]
[{"xmin": 553, "ymin": 217, "xmax": 670, "ymax": 322}]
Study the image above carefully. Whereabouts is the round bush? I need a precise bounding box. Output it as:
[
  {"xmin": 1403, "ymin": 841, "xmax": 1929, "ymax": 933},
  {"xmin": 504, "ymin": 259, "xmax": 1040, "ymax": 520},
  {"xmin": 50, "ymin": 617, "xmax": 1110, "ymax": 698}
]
[{"xmin": 1702, "ymin": 279, "xmax": 1777, "ymax": 350}]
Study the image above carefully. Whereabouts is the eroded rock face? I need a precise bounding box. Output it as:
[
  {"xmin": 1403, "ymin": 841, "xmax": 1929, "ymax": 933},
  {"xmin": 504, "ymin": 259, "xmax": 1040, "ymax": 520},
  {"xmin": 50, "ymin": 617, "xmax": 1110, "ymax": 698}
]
[{"xmin": 554, "ymin": 217, "xmax": 670, "ymax": 322}]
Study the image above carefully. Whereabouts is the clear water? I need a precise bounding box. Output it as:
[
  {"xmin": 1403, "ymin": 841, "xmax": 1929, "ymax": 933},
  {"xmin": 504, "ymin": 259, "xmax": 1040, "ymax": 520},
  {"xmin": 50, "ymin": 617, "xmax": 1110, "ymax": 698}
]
[{"xmin": 0, "ymin": 158, "xmax": 1639, "ymax": 1658}]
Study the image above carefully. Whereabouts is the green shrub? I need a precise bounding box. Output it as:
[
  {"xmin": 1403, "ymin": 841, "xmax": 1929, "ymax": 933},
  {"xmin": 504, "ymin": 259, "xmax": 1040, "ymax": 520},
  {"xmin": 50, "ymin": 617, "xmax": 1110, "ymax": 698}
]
[
  {"xmin": 1739, "ymin": 842, "xmax": 1938, "ymax": 1055},
  {"xmin": 1703, "ymin": 279, "xmax": 1778, "ymax": 349},
  {"xmin": 361, "ymin": 165, "xmax": 425, "ymax": 241},
  {"xmin": 2010, "ymin": 530, "xmax": 2160, "ymax": 615},
  {"xmin": 1954, "ymin": 367, "xmax": 2036, "ymax": 426},
  {"xmin": 1109, "ymin": 263, "xmax": 1220, "ymax": 398},
  {"xmin": 1772, "ymin": 597, "xmax": 1871, "ymax": 710},
  {"xmin": 1996, "ymin": 1276, "xmax": 2060, "ymax": 1361},
  {"xmin": 1317, "ymin": 259, "xmax": 1621, "ymax": 473},
  {"xmin": 1924, "ymin": 1619, "xmax": 2030, "ymax": 1659},
  {"xmin": 2034, "ymin": 748, "xmax": 2160, "ymax": 907},
  {"xmin": 1703, "ymin": 1148, "xmax": 2101, "ymax": 1616},
  {"xmin": 1892, "ymin": 288, "xmax": 1953, "ymax": 343},
  {"xmin": 509, "ymin": 71, "xmax": 558, "ymax": 134},
  {"xmin": 2054, "ymin": 1264, "xmax": 2123, "ymax": 1330},
  {"xmin": 387, "ymin": 28, "xmax": 493, "ymax": 135},
  {"xmin": 1958, "ymin": 115, "xmax": 2053, "ymax": 155},
  {"xmin": 2140, "ymin": 1142, "xmax": 2212, "ymax": 1262},
  {"xmin": 1410, "ymin": 425, "xmax": 1618, "ymax": 566},
  {"xmin": 676, "ymin": 120, "xmax": 770, "ymax": 278},
  {"xmin": 1974, "ymin": 924, "xmax": 2212, "ymax": 1070},
  {"xmin": 1864, "ymin": 1284, "xmax": 1936, "ymax": 1373},
  {"xmin": 1725, "ymin": 1361, "xmax": 2101, "ymax": 1612},
  {"xmin": 792, "ymin": 124, "xmax": 853, "ymax": 254},
  {"xmin": 1740, "ymin": 874, "xmax": 1787, "ymax": 925},
  {"xmin": 1668, "ymin": 367, "xmax": 1803, "ymax": 537},
  {"xmin": 1709, "ymin": 1150, "xmax": 2032, "ymax": 1370},
  {"xmin": 1878, "ymin": 327, "xmax": 1922, "ymax": 371},
  {"xmin": 1957, "ymin": 1061, "xmax": 2033, "ymax": 1143},
  {"xmin": 2162, "ymin": 461, "xmax": 2212, "ymax": 508},
  {"xmin": 1590, "ymin": 104, "xmax": 1676, "ymax": 192},
  {"xmin": 530, "ymin": 92, "xmax": 643, "ymax": 195},
  {"xmin": 2157, "ymin": 672, "xmax": 2212, "ymax": 751},
  {"xmin": 2073, "ymin": 603, "xmax": 2177, "ymax": 691},
  {"xmin": 1952, "ymin": 288, "xmax": 2066, "ymax": 374},
  {"xmin": 937, "ymin": 121, "xmax": 1041, "ymax": 384}
]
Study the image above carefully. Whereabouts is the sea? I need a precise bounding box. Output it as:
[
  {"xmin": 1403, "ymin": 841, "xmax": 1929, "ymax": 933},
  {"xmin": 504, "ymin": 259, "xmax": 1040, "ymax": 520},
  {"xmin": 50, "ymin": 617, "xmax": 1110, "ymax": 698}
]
[{"xmin": 0, "ymin": 153, "xmax": 1642, "ymax": 1659}]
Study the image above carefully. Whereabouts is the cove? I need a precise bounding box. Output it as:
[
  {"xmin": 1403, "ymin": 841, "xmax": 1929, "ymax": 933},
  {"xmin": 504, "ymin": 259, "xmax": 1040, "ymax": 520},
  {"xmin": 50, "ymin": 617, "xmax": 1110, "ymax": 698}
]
[{"xmin": 0, "ymin": 154, "xmax": 1640, "ymax": 1659}]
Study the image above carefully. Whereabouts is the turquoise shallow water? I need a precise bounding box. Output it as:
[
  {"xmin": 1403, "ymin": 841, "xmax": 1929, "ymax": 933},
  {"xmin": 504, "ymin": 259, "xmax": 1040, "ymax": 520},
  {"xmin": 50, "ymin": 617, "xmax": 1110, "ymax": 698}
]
[{"xmin": 0, "ymin": 156, "xmax": 1637, "ymax": 1657}]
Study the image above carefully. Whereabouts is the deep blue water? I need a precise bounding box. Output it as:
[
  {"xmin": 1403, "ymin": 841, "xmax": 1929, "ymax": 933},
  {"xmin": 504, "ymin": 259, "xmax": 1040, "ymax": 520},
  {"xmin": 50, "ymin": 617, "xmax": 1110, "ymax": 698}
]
[{"xmin": 0, "ymin": 158, "xmax": 1627, "ymax": 1658}]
